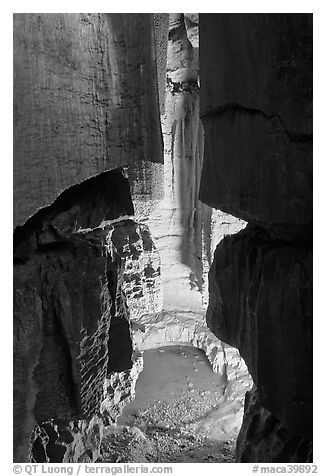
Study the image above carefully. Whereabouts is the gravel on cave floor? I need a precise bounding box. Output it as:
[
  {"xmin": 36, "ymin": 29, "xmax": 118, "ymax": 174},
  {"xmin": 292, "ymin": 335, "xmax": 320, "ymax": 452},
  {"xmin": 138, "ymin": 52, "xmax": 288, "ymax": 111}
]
[
  {"xmin": 98, "ymin": 345, "xmax": 249, "ymax": 463},
  {"xmin": 99, "ymin": 422, "xmax": 235, "ymax": 463}
]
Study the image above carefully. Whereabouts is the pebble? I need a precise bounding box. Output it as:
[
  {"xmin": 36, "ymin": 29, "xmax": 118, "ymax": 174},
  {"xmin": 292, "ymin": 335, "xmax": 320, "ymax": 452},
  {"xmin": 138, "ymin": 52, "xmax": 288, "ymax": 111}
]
[
  {"xmin": 128, "ymin": 427, "xmax": 147, "ymax": 441},
  {"xmin": 156, "ymin": 421, "xmax": 170, "ymax": 429}
]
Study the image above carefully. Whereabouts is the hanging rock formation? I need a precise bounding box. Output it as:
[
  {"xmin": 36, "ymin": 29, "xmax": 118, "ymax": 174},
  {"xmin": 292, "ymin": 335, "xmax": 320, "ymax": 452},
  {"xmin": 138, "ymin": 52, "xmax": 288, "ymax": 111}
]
[
  {"xmin": 13, "ymin": 13, "xmax": 163, "ymax": 228},
  {"xmin": 199, "ymin": 14, "xmax": 312, "ymax": 229},
  {"xmin": 200, "ymin": 14, "xmax": 313, "ymax": 462}
]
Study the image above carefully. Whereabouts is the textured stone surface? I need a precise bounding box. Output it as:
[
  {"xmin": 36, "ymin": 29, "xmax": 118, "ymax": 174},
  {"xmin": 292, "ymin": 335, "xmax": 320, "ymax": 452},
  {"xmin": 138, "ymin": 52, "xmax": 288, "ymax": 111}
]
[
  {"xmin": 30, "ymin": 416, "xmax": 105, "ymax": 463},
  {"xmin": 101, "ymin": 350, "xmax": 144, "ymax": 424},
  {"xmin": 200, "ymin": 14, "xmax": 312, "ymax": 132},
  {"xmin": 14, "ymin": 168, "xmax": 134, "ymax": 260},
  {"xmin": 206, "ymin": 225, "xmax": 312, "ymax": 439},
  {"xmin": 14, "ymin": 229, "xmax": 119, "ymax": 462},
  {"xmin": 145, "ymin": 13, "xmax": 203, "ymax": 310},
  {"xmin": 111, "ymin": 220, "xmax": 162, "ymax": 321},
  {"xmin": 128, "ymin": 14, "xmax": 168, "ymax": 226},
  {"xmin": 13, "ymin": 169, "xmax": 162, "ymax": 462},
  {"xmin": 146, "ymin": 13, "xmax": 246, "ymax": 310},
  {"xmin": 236, "ymin": 388, "xmax": 312, "ymax": 463},
  {"xmin": 153, "ymin": 13, "xmax": 169, "ymax": 115},
  {"xmin": 14, "ymin": 266, "xmax": 44, "ymax": 462},
  {"xmin": 200, "ymin": 209, "xmax": 247, "ymax": 307},
  {"xmin": 199, "ymin": 14, "xmax": 312, "ymax": 226},
  {"xmin": 200, "ymin": 108, "xmax": 312, "ymax": 226},
  {"xmin": 13, "ymin": 13, "xmax": 163, "ymax": 227}
]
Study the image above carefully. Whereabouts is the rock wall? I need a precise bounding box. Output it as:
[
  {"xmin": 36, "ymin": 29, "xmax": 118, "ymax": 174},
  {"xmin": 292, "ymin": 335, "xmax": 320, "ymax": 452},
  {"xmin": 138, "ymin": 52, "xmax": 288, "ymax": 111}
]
[
  {"xmin": 199, "ymin": 14, "xmax": 312, "ymax": 228},
  {"xmin": 200, "ymin": 14, "xmax": 313, "ymax": 462},
  {"xmin": 207, "ymin": 225, "xmax": 312, "ymax": 438},
  {"xmin": 13, "ymin": 13, "xmax": 163, "ymax": 228},
  {"xmin": 13, "ymin": 13, "xmax": 166, "ymax": 462},
  {"xmin": 14, "ymin": 169, "xmax": 162, "ymax": 462}
]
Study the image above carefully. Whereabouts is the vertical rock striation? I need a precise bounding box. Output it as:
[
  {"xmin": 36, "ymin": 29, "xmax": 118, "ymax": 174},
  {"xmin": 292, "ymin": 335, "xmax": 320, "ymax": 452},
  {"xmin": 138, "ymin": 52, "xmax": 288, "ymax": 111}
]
[
  {"xmin": 148, "ymin": 13, "xmax": 246, "ymax": 310},
  {"xmin": 153, "ymin": 13, "xmax": 204, "ymax": 310},
  {"xmin": 200, "ymin": 14, "xmax": 313, "ymax": 462}
]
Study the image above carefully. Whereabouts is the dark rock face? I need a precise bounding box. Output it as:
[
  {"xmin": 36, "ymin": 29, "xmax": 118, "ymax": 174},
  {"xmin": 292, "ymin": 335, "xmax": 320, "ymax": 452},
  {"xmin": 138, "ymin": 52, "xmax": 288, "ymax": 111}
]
[
  {"xmin": 207, "ymin": 225, "xmax": 312, "ymax": 439},
  {"xmin": 29, "ymin": 418, "xmax": 105, "ymax": 463},
  {"xmin": 13, "ymin": 169, "xmax": 160, "ymax": 462},
  {"xmin": 200, "ymin": 14, "xmax": 312, "ymax": 132},
  {"xmin": 200, "ymin": 105, "xmax": 312, "ymax": 226},
  {"xmin": 14, "ymin": 168, "xmax": 134, "ymax": 259},
  {"xmin": 236, "ymin": 387, "xmax": 312, "ymax": 463},
  {"xmin": 200, "ymin": 14, "xmax": 312, "ymax": 462},
  {"xmin": 153, "ymin": 13, "xmax": 169, "ymax": 115},
  {"xmin": 13, "ymin": 13, "xmax": 163, "ymax": 227},
  {"xmin": 199, "ymin": 14, "xmax": 312, "ymax": 227}
]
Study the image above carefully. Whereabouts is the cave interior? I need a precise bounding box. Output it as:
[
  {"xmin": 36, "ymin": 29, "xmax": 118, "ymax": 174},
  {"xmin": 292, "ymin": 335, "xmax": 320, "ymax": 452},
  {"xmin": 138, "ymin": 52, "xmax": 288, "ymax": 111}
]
[{"xmin": 13, "ymin": 12, "xmax": 312, "ymax": 464}]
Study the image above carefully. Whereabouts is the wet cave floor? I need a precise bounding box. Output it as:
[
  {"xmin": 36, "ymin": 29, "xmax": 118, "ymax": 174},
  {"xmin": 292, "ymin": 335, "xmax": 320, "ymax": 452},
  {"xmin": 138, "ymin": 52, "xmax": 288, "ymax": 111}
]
[{"xmin": 99, "ymin": 345, "xmax": 249, "ymax": 463}]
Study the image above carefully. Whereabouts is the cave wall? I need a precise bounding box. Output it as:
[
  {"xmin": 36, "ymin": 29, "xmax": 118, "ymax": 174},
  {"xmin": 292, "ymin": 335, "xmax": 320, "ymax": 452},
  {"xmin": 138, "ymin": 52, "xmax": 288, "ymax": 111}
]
[
  {"xmin": 199, "ymin": 13, "xmax": 312, "ymax": 228},
  {"xmin": 13, "ymin": 13, "xmax": 163, "ymax": 228},
  {"xmin": 13, "ymin": 13, "xmax": 165, "ymax": 462},
  {"xmin": 200, "ymin": 13, "xmax": 313, "ymax": 462},
  {"xmin": 14, "ymin": 169, "xmax": 162, "ymax": 462}
]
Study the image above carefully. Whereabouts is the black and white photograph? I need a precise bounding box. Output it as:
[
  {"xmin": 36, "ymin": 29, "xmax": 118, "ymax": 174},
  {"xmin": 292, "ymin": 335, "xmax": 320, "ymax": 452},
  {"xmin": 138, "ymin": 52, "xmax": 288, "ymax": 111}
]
[{"xmin": 11, "ymin": 6, "xmax": 315, "ymax": 472}]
